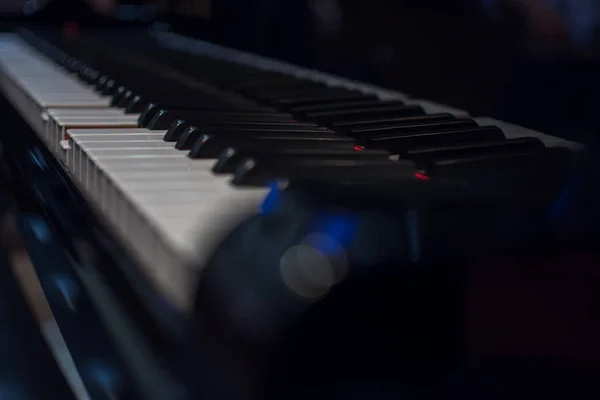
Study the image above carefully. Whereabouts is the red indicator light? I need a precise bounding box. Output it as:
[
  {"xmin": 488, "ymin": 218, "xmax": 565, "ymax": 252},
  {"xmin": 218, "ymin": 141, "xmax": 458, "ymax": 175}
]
[
  {"xmin": 354, "ymin": 145, "xmax": 365, "ymax": 151},
  {"xmin": 415, "ymin": 171, "xmax": 431, "ymax": 181}
]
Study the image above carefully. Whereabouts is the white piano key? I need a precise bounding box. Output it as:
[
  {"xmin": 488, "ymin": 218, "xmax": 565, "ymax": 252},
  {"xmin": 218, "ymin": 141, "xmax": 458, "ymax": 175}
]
[
  {"xmin": 66, "ymin": 134, "xmax": 167, "ymax": 170},
  {"xmin": 0, "ymin": 36, "xmax": 112, "ymax": 135},
  {"xmin": 48, "ymin": 108, "xmax": 130, "ymax": 117},
  {"xmin": 73, "ymin": 135, "xmax": 167, "ymax": 142},
  {"xmin": 47, "ymin": 114, "xmax": 140, "ymax": 159},
  {"xmin": 67, "ymin": 133, "xmax": 268, "ymax": 308},
  {"xmin": 82, "ymin": 148, "xmax": 185, "ymax": 191},
  {"xmin": 77, "ymin": 141, "xmax": 172, "ymax": 149},
  {"xmin": 68, "ymin": 128, "xmax": 162, "ymax": 136},
  {"xmin": 65, "ymin": 122, "xmax": 268, "ymax": 309}
]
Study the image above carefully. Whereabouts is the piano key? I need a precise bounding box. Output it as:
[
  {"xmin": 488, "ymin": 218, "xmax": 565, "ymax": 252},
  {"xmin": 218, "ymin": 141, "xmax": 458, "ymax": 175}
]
[
  {"xmin": 46, "ymin": 110, "xmax": 140, "ymax": 155},
  {"xmin": 234, "ymin": 79, "xmax": 324, "ymax": 93},
  {"xmin": 350, "ymin": 119, "xmax": 479, "ymax": 139},
  {"xmin": 120, "ymin": 85, "xmax": 234, "ymax": 114},
  {"xmin": 74, "ymin": 146, "xmax": 269, "ymax": 309},
  {"xmin": 333, "ymin": 113, "xmax": 458, "ymax": 134},
  {"xmin": 66, "ymin": 128, "xmax": 169, "ymax": 174},
  {"xmin": 144, "ymin": 106, "xmax": 290, "ymax": 130},
  {"xmin": 405, "ymin": 99, "xmax": 471, "ymax": 118},
  {"xmin": 291, "ymin": 99, "xmax": 405, "ymax": 113},
  {"xmin": 213, "ymin": 147, "xmax": 389, "ymax": 174},
  {"xmin": 151, "ymin": 119, "xmax": 316, "ymax": 140},
  {"xmin": 363, "ymin": 126, "xmax": 506, "ymax": 152},
  {"xmin": 233, "ymin": 158, "xmax": 417, "ymax": 186},
  {"xmin": 253, "ymin": 88, "xmax": 359, "ymax": 105},
  {"xmin": 191, "ymin": 135, "xmax": 355, "ymax": 159},
  {"xmin": 306, "ymin": 104, "xmax": 425, "ymax": 125},
  {"xmin": 176, "ymin": 125, "xmax": 333, "ymax": 150},
  {"xmin": 115, "ymin": 89, "xmax": 136, "ymax": 108},
  {"xmin": 406, "ymin": 137, "xmax": 546, "ymax": 168},
  {"xmin": 77, "ymin": 146, "xmax": 182, "ymax": 186},
  {"xmin": 93, "ymin": 159, "xmax": 220, "ymax": 209},
  {"xmin": 422, "ymin": 147, "xmax": 575, "ymax": 202},
  {"xmin": 138, "ymin": 104, "xmax": 280, "ymax": 128},
  {"xmin": 223, "ymin": 76, "xmax": 322, "ymax": 91},
  {"xmin": 119, "ymin": 89, "xmax": 246, "ymax": 114},
  {"xmin": 271, "ymin": 91, "xmax": 375, "ymax": 107},
  {"xmin": 162, "ymin": 112, "xmax": 314, "ymax": 142},
  {"xmin": 66, "ymin": 134, "xmax": 168, "ymax": 168},
  {"xmin": 0, "ymin": 40, "xmax": 112, "ymax": 134},
  {"xmin": 474, "ymin": 117, "xmax": 584, "ymax": 151},
  {"xmin": 157, "ymin": 108, "xmax": 295, "ymax": 127},
  {"xmin": 67, "ymin": 127, "xmax": 215, "ymax": 200},
  {"xmin": 110, "ymin": 86, "xmax": 129, "ymax": 106},
  {"xmin": 107, "ymin": 185, "xmax": 266, "ymax": 309},
  {"xmin": 99, "ymin": 77, "xmax": 118, "ymax": 95},
  {"xmin": 79, "ymin": 67, "xmax": 100, "ymax": 85}
]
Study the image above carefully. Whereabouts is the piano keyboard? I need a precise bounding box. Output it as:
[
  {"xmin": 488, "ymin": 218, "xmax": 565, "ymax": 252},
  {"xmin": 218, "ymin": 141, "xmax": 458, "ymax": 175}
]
[{"xmin": 0, "ymin": 31, "xmax": 582, "ymax": 313}]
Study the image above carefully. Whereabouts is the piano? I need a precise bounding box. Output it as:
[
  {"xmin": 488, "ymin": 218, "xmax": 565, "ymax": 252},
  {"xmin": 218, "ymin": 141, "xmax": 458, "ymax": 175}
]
[{"xmin": 0, "ymin": 1, "xmax": 596, "ymax": 400}]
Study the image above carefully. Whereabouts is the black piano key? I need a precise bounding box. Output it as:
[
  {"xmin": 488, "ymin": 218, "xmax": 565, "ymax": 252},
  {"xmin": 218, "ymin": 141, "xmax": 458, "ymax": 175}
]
[
  {"xmin": 139, "ymin": 105, "xmax": 271, "ymax": 128},
  {"xmin": 79, "ymin": 67, "xmax": 99, "ymax": 84},
  {"xmin": 218, "ymin": 75, "xmax": 315, "ymax": 90},
  {"xmin": 123, "ymin": 93, "xmax": 221, "ymax": 116},
  {"xmin": 124, "ymin": 87, "xmax": 249, "ymax": 114},
  {"xmin": 232, "ymin": 158, "xmax": 415, "ymax": 187},
  {"xmin": 427, "ymin": 145, "xmax": 564, "ymax": 173},
  {"xmin": 175, "ymin": 123, "xmax": 329, "ymax": 148},
  {"xmin": 212, "ymin": 70, "xmax": 286, "ymax": 82},
  {"xmin": 163, "ymin": 120, "xmax": 190, "ymax": 142},
  {"xmin": 253, "ymin": 87, "xmax": 353, "ymax": 102},
  {"xmin": 147, "ymin": 109, "xmax": 198, "ymax": 130},
  {"xmin": 234, "ymin": 79, "xmax": 323, "ymax": 93},
  {"xmin": 291, "ymin": 99, "xmax": 405, "ymax": 113},
  {"xmin": 138, "ymin": 103, "xmax": 161, "ymax": 127},
  {"xmin": 423, "ymin": 147, "xmax": 574, "ymax": 201},
  {"xmin": 213, "ymin": 144, "xmax": 379, "ymax": 173},
  {"xmin": 351, "ymin": 120, "xmax": 479, "ymax": 139},
  {"xmin": 271, "ymin": 91, "xmax": 375, "ymax": 108},
  {"xmin": 65, "ymin": 58, "xmax": 83, "ymax": 73},
  {"xmin": 116, "ymin": 89, "xmax": 135, "ymax": 108},
  {"xmin": 110, "ymin": 86, "xmax": 129, "ymax": 107},
  {"xmin": 100, "ymin": 78, "xmax": 118, "ymax": 96},
  {"xmin": 363, "ymin": 126, "xmax": 506, "ymax": 152},
  {"xmin": 124, "ymin": 95, "xmax": 147, "ymax": 114},
  {"xmin": 178, "ymin": 126, "xmax": 334, "ymax": 150},
  {"xmin": 95, "ymin": 75, "xmax": 109, "ymax": 91},
  {"xmin": 190, "ymin": 134, "xmax": 350, "ymax": 159},
  {"xmin": 306, "ymin": 105, "xmax": 425, "ymax": 125},
  {"xmin": 333, "ymin": 113, "xmax": 457, "ymax": 133},
  {"xmin": 146, "ymin": 107, "xmax": 294, "ymax": 130},
  {"xmin": 407, "ymin": 137, "xmax": 545, "ymax": 168},
  {"xmin": 163, "ymin": 111, "xmax": 308, "ymax": 141}
]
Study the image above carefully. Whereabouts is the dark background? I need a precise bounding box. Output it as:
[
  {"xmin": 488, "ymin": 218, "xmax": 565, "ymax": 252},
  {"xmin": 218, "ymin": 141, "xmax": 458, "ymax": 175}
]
[
  {"xmin": 4, "ymin": 0, "xmax": 600, "ymax": 143},
  {"xmin": 149, "ymin": 0, "xmax": 600, "ymax": 145}
]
